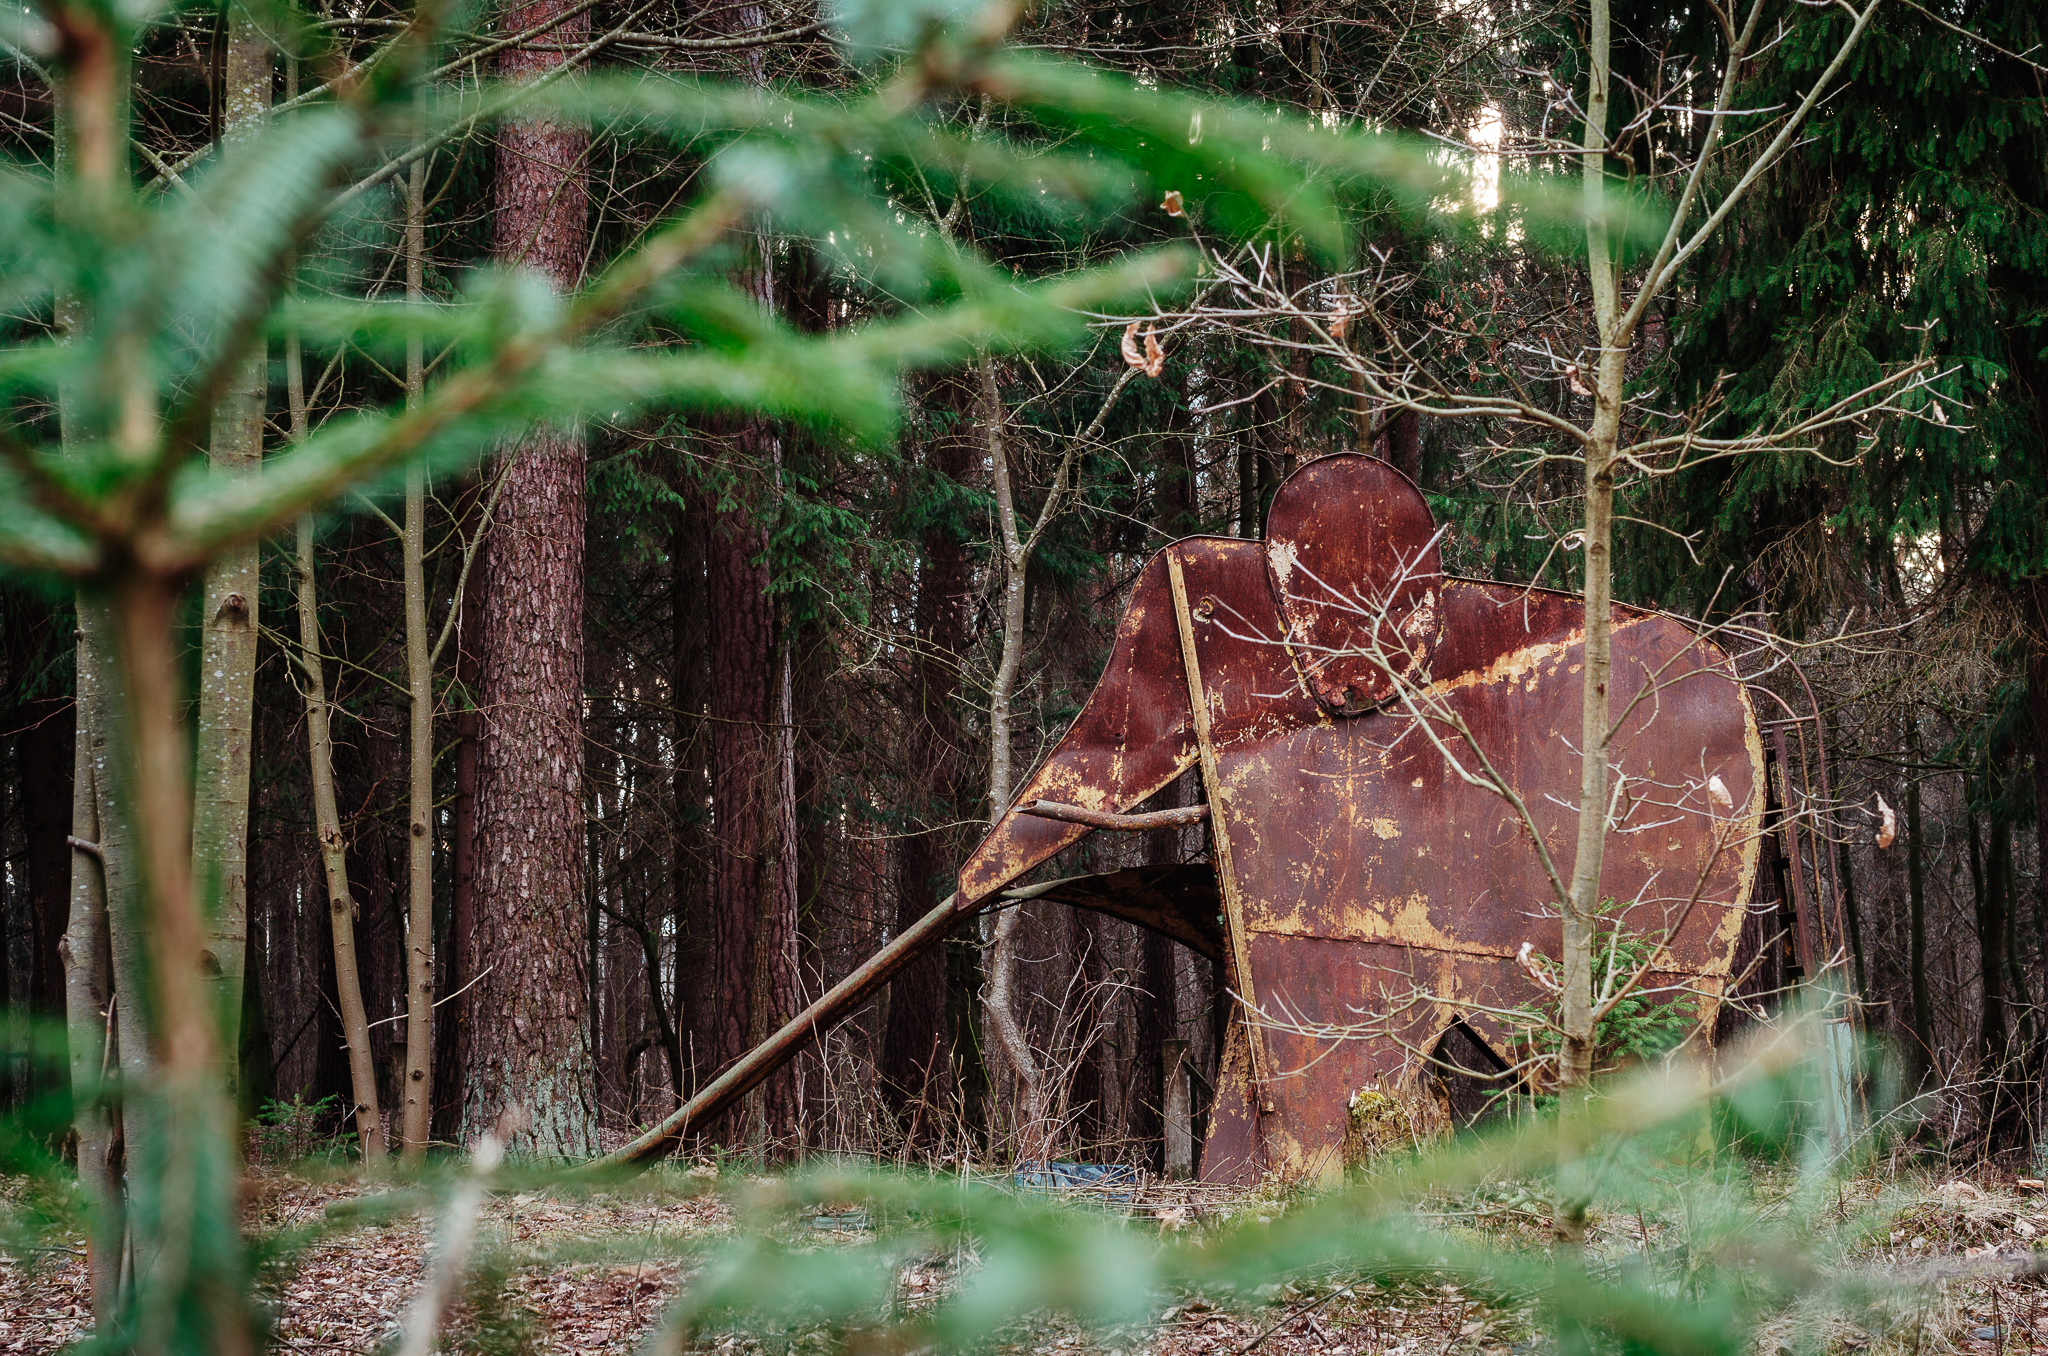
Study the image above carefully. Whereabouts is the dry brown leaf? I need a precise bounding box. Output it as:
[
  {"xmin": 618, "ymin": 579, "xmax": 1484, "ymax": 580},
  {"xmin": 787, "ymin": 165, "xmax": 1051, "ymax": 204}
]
[
  {"xmin": 1161, "ymin": 189, "xmax": 1185, "ymax": 217},
  {"xmin": 1707, "ymin": 774, "xmax": 1733, "ymax": 810},
  {"xmin": 1875, "ymin": 793, "xmax": 1897, "ymax": 849},
  {"xmin": 1143, "ymin": 328, "xmax": 1166, "ymax": 377}
]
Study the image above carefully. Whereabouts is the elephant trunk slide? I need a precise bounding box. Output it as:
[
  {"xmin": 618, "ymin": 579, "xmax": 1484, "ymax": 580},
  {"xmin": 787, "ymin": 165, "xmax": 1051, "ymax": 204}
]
[{"xmin": 588, "ymin": 890, "xmax": 972, "ymax": 1170}]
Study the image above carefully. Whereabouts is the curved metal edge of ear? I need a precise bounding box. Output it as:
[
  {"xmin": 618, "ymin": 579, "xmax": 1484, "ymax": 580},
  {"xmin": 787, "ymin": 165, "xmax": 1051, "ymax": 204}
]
[{"xmin": 1262, "ymin": 453, "xmax": 1446, "ymax": 717}]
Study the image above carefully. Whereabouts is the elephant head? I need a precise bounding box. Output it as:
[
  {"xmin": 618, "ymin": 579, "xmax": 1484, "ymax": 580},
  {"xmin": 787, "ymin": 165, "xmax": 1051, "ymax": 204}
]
[{"xmin": 958, "ymin": 454, "xmax": 1767, "ymax": 1183}]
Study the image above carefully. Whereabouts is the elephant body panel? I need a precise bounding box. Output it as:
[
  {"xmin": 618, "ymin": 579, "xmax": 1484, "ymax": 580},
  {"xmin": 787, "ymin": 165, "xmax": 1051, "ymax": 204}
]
[{"xmin": 1186, "ymin": 567, "xmax": 1763, "ymax": 1180}]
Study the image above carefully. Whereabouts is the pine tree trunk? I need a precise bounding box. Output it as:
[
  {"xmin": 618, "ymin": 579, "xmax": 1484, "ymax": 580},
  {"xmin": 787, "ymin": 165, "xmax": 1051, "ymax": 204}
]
[
  {"xmin": 707, "ymin": 479, "xmax": 798, "ymax": 1147},
  {"xmin": 435, "ymin": 522, "xmax": 484, "ymax": 1144},
  {"xmin": 881, "ymin": 375, "xmax": 975, "ymax": 1119},
  {"xmin": 669, "ymin": 498, "xmax": 710, "ymax": 1102},
  {"xmin": 460, "ymin": 0, "xmax": 599, "ymax": 1157}
]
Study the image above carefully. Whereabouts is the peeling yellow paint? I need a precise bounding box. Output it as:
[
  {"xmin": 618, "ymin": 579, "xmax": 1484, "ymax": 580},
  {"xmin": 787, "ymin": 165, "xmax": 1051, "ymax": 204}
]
[{"xmin": 1269, "ymin": 539, "xmax": 1300, "ymax": 589}]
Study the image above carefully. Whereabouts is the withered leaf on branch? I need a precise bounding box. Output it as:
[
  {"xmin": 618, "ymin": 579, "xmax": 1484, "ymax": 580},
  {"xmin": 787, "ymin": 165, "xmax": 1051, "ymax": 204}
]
[
  {"xmin": 1122, "ymin": 321, "xmax": 1165, "ymax": 378},
  {"xmin": 1875, "ymin": 794, "xmax": 1897, "ymax": 849}
]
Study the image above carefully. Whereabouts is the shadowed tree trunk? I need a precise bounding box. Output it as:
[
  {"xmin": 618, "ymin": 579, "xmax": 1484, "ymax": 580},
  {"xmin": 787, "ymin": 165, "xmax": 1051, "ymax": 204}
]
[
  {"xmin": 882, "ymin": 374, "xmax": 977, "ymax": 1124},
  {"xmin": 19, "ymin": 669, "xmax": 72, "ymax": 1029},
  {"xmin": 1980, "ymin": 813, "xmax": 2011, "ymax": 1071},
  {"xmin": 1907, "ymin": 749, "xmax": 1934, "ymax": 1088},
  {"xmin": 434, "ymin": 496, "xmax": 485, "ymax": 1145},
  {"xmin": 705, "ymin": 413, "xmax": 800, "ymax": 1147},
  {"xmin": 669, "ymin": 494, "xmax": 712, "ymax": 1104},
  {"xmin": 459, "ymin": 0, "xmax": 599, "ymax": 1157},
  {"xmin": 2029, "ymin": 578, "xmax": 2048, "ymax": 1030}
]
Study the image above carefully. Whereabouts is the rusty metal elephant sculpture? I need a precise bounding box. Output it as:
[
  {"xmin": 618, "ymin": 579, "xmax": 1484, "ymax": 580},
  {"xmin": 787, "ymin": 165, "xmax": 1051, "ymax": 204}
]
[{"xmin": 954, "ymin": 453, "xmax": 1769, "ymax": 1182}]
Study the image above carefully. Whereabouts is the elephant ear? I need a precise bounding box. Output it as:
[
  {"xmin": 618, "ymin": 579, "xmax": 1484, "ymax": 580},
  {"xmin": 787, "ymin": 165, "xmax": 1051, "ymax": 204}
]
[{"xmin": 1264, "ymin": 453, "xmax": 1444, "ymax": 716}]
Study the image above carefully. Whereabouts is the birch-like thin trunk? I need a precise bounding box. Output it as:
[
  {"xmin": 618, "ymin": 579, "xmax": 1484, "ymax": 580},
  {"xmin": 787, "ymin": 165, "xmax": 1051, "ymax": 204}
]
[
  {"xmin": 52, "ymin": 93, "xmax": 120, "ymax": 1310},
  {"xmin": 64, "ymin": 525, "xmax": 121, "ymax": 1317},
  {"xmin": 189, "ymin": 6, "xmax": 270, "ymax": 1106},
  {"xmin": 399, "ymin": 128, "xmax": 436, "ymax": 1161},
  {"xmin": 979, "ymin": 361, "xmax": 1050, "ymax": 1162},
  {"xmin": 1561, "ymin": 0, "xmax": 1621, "ymax": 1099},
  {"xmin": 288, "ymin": 327, "xmax": 386, "ymax": 1161}
]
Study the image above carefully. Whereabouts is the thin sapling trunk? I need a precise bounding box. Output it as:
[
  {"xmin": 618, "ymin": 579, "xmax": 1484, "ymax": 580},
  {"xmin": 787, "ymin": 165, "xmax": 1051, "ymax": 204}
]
[{"xmin": 400, "ymin": 129, "xmax": 436, "ymax": 1161}]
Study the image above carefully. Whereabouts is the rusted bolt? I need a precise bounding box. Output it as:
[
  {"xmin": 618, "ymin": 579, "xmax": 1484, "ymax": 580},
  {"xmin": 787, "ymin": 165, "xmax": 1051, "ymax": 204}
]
[{"xmin": 1196, "ymin": 596, "xmax": 1217, "ymax": 619}]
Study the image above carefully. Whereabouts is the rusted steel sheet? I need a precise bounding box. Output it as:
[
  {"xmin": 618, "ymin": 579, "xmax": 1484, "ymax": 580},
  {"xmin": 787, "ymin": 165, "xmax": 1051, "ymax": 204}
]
[{"xmin": 959, "ymin": 454, "xmax": 1765, "ymax": 1185}]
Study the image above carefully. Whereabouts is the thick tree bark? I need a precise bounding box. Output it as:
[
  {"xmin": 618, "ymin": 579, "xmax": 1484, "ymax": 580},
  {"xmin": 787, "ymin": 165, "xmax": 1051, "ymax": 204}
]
[
  {"xmin": 881, "ymin": 375, "xmax": 977, "ymax": 1120},
  {"xmin": 434, "ymin": 513, "xmax": 484, "ymax": 1144},
  {"xmin": 459, "ymin": 0, "xmax": 600, "ymax": 1157},
  {"xmin": 669, "ymin": 497, "xmax": 711, "ymax": 1103},
  {"xmin": 706, "ymin": 467, "xmax": 800, "ymax": 1147},
  {"xmin": 189, "ymin": 8, "xmax": 269, "ymax": 1105}
]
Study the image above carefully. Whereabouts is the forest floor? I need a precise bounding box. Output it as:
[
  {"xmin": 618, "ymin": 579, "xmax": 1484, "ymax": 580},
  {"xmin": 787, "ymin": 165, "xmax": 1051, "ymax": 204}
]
[{"xmin": 4, "ymin": 1157, "xmax": 2047, "ymax": 1356}]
